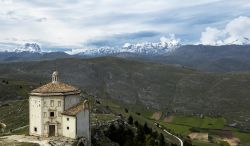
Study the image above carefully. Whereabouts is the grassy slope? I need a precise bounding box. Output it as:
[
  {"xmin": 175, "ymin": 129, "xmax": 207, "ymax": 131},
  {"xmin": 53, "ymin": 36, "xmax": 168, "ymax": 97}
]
[
  {"xmin": 0, "ymin": 78, "xmax": 37, "ymax": 102},
  {"xmin": 98, "ymin": 97, "xmax": 181, "ymax": 145},
  {"xmin": 172, "ymin": 115, "xmax": 225, "ymax": 129},
  {"xmin": 0, "ymin": 57, "xmax": 250, "ymax": 129},
  {"xmin": 0, "ymin": 57, "xmax": 250, "ymax": 144},
  {"xmin": 158, "ymin": 115, "xmax": 250, "ymax": 145},
  {"xmin": 99, "ymin": 98, "xmax": 250, "ymax": 145},
  {"xmin": 192, "ymin": 141, "xmax": 220, "ymax": 146},
  {"xmin": 158, "ymin": 115, "xmax": 225, "ymax": 136},
  {"xmin": 0, "ymin": 100, "xmax": 29, "ymax": 132},
  {"xmin": 0, "ymin": 96, "xmax": 250, "ymax": 145}
]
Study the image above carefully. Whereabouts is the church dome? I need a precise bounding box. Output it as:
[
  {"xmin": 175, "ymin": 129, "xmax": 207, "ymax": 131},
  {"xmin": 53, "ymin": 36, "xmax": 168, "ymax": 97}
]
[{"xmin": 30, "ymin": 71, "xmax": 81, "ymax": 96}]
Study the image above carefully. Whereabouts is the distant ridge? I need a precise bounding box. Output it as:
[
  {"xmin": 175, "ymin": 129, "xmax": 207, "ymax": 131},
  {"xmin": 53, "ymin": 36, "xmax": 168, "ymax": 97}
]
[{"xmin": 1, "ymin": 42, "xmax": 250, "ymax": 72}]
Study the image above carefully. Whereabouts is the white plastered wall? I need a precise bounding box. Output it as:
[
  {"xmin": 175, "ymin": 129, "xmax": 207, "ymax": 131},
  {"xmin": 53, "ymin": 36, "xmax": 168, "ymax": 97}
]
[
  {"xmin": 42, "ymin": 96, "xmax": 64, "ymax": 136},
  {"xmin": 62, "ymin": 115, "xmax": 76, "ymax": 139},
  {"xmin": 29, "ymin": 96, "xmax": 42, "ymax": 136}
]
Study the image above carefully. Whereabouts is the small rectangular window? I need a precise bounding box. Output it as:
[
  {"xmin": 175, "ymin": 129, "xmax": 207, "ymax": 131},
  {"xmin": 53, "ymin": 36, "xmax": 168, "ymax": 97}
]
[
  {"xmin": 44, "ymin": 101, "xmax": 46, "ymax": 106},
  {"xmin": 67, "ymin": 126, "xmax": 69, "ymax": 130},
  {"xmin": 50, "ymin": 100, "xmax": 54, "ymax": 107},
  {"xmin": 67, "ymin": 118, "xmax": 69, "ymax": 121},
  {"xmin": 34, "ymin": 127, "xmax": 37, "ymax": 132},
  {"xmin": 58, "ymin": 101, "xmax": 61, "ymax": 107},
  {"xmin": 50, "ymin": 112, "xmax": 54, "ymax": 117}
]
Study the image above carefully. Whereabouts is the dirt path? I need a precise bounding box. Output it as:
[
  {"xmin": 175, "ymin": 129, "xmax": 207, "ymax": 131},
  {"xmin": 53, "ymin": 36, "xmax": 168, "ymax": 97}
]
[
  {"xmin": 154, "ymin": 122, "xmax": 183, "ymax": 146},
  {"xmin": 151, "ymin": 112, "xmax": 162, "ymax": 120},
  {"xmin": 1, "ymin": 135, "xmax": 50, "ymax": 146},
  {"xmin": 164, "ymin": 116, "xmax": 173, "ymax": 123},
  {"xmin": 221, "ymin": 137, "xmax": 240, "ymax": 146},
  {"xmin": 189, "ymin": 132, "xmax": 209, "ymax": 142}
]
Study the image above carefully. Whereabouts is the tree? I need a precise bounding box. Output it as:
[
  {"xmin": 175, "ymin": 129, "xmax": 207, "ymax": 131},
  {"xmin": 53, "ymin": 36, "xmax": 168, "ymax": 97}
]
[
  {"xmin": 145, "ymin": 135, "xmax": 156, "ymax": 146},
  {"xmin": 124, "ymin": 108, "xmax": 128, "ymax": 113},
  {"xmin": 158, "ymin": 133, "xmax": 165, "ymax": 146},
  {"xmin": 143, "ymin": 122, "xmax": 152, "ymax": 135},
  {"xmin": 124, "ymin": 128, "xmax": 135, "ymax": 146},
  {"xmin": 134, "ymin": 121, "xmax": 139, "ymax": 127},
  {"xmin": 136, "ymin": 125, "xmax": 146, "ymax": 143},
  {"xmin": 105, "ymin": 123, "xmax": 121, "ymax": 144},
  {"xmin": 150, "ymin": 131, "xmax": 159, "ymax": 139},
  {"xmin": 117, "ymin": 124, "xmax": 126, "ymax": 145},
  {"xmin": 128, "ymin": 116, "xmax": 133, "ymax": 125}
]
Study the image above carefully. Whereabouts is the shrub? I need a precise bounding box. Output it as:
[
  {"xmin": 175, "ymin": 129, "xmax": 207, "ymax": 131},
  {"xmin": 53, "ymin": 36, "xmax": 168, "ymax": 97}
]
[{"xmin": 128, "ymin": 116, "xmax": 133, "ymax": 125}]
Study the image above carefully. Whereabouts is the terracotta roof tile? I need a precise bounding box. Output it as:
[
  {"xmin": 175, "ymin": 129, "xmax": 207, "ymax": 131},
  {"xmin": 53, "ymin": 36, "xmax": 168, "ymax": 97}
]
[
  {"xmin": 31, "ymin": 82, "xmax": 80, "ymax": 94},
  {"xmin": 62, "ymin": 100, "xmax": 89, "ymax": 116}
]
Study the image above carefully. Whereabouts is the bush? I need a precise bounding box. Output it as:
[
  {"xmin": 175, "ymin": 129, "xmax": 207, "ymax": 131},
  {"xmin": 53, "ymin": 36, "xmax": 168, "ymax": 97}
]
[
  {"xmin": 134, "ymin": 121, "xmax": 139, "ymax": 127},
  {"xmin": 128, "ymin": 116, "xmax": 133, "ymax": 125},
  {"xmin": 220, "ymin": 141, "xmax": 230, "ymax": 146},
  {"xmin": 143, "ymin": 123, "xmax": 152, "ymax": 134},
  {"xmin": 189, "ymin": 127, "xmax": 201, "ymax": 132},
  {"xmin": 105, "ymin": 121, "xmax": 171, "ymax": 146}
]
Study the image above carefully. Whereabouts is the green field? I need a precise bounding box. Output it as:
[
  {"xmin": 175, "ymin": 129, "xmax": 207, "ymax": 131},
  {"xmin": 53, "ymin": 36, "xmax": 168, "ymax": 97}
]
[
  {"xmin": 159, "ymin": 121, "xmax": 191, "ymax": 135},
  {"xmin": 157, "ymin": 115, "xmax": 225, "ymax": 135},
  {"xmin": 156, "ymin": 115, "xmax": 250, "ymax": 146},
  {"xmin": 192, "ymin": 141, "xmax": 220, "ymax": 146},
  {"xmin": 172, "ymin": 115, "xmax": 225, "ymax": 129},
  {"xmin": 96, "ymin": 98, "xmax": 250, "ymax": 146},
  {"xmin": 230, "ymin": 128, "xmax": 250, "ymax": 144}
]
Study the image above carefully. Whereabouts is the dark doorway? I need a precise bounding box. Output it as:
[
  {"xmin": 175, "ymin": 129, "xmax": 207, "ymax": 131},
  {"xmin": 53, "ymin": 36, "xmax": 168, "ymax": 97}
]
[{"xmin": 49, "ymin": 125, "xmax": 55, "ymax": 136}]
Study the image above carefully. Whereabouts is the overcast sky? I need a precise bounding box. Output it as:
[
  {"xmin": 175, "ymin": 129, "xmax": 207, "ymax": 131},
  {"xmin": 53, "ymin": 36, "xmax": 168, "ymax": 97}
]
[{"xmin": 0, "ymin": 0, "xmax": 250, "ymax": 51}]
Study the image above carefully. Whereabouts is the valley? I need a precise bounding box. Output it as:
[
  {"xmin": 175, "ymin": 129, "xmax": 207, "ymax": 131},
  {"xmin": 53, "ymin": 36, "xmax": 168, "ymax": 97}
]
[{"xmin": 0, "ymin": 57, "xmax": 250, "ymax": 145}]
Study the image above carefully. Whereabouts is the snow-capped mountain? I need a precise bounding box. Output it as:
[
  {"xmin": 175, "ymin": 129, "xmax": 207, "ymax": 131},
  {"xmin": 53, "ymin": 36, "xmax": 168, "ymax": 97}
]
[
  {"xmin": 230, "ymin": 37, "xmax": 250, "ymax": 45},
  {"xmin": 77, "ymin": 36, "xmax": 181, "ymax": 56},
  {"xmin": 77, "ymin": 47, "xmax": 118, "ymax": 56},
  {"xmin": 201, "ymin": 36, "xmax": 250, "ymax": 46},
  {"xmin": 121, "ymin": 36, "xmax": 181, "ymax": 55},
  {"xmin": 14, "ymin": 43, "xmax": 42, "ymax": 53}
]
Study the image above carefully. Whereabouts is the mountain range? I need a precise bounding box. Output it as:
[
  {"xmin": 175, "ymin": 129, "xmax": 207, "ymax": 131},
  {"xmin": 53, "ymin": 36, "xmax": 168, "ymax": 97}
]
[{"xmin": 1, "ymin": 40, "xmax": 250, "ymax": 72}]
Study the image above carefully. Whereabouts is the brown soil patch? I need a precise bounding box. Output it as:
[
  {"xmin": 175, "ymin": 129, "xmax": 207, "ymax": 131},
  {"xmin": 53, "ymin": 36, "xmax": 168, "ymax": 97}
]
[
  {"xmin": 151, "ymin": 112, "xmax": 162, "ymax": 120},
  {"xmin": 189, "ymin": 132, "xmax": 208, "ymax": 142},
  {"xmin": 221, "ymin": 137, "xmax": 240, "ymax": 146},
  {"xmin": 164, "ymin": 116, "xmax": 173, "ymax": 123}
]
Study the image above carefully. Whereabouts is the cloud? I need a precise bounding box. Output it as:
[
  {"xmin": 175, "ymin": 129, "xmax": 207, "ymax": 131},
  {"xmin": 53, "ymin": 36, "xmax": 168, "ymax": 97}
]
[
  {"xmin": 200, "ymin": 16, "xmax": 250, "ymax": 45},
  {"xmin": 0, "ymin": 0, "xmax": 250, "ymax": 51},
  {"xmin": 200, "ymin": 27, "xmax": 224, "ymax": 45},
  {"xmin": 86, "ymin": 31, "xmax": 160, "ymax": 47},
  {"xmin": 224, "ymin": 16, "xmax": 250, "ymax": 44},
  {"xmin": 36, "ymin": 17, "xmax": 47, "ymax": 22}
]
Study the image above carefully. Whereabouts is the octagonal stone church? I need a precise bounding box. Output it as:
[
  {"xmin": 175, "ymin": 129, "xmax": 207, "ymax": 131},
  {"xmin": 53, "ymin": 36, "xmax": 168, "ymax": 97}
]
[{"xmin": 29, "ymin": 71, "xmax": 90, "ymax": 145}]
